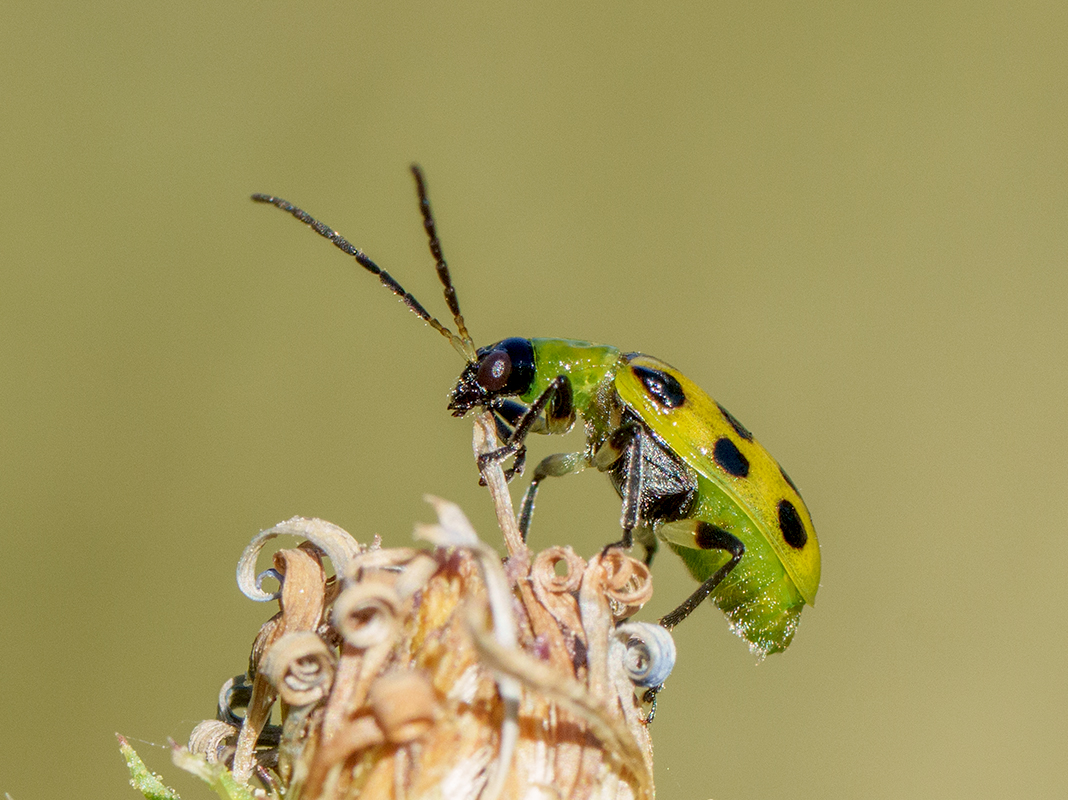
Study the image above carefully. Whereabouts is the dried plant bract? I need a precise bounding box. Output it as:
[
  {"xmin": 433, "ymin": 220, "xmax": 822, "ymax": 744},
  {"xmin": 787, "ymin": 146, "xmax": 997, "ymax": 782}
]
[{"xmin": 121, "ymin": 413, "xmax": 674, "ymax": 800}]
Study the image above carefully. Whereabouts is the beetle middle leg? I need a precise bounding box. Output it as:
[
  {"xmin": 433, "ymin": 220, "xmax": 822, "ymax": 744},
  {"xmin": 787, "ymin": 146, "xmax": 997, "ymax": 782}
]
[
  {"xmin": 593, "ymin": 422, "xmax": 645, "ymax": 554},
  {"xmin": 516, "ymin": 451, "xmax": 588, "ymax": 540},
  {"xmin": 596, "ymin": 421, "xmax": 697, "ymax": 564}
]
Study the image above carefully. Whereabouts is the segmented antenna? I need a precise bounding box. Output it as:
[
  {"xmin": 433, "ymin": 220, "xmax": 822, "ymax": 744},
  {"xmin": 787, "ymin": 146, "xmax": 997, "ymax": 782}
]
[
  {"xmin": 251, "ymin": 172, "xmax": 474, "ymax": 362},
  {"xmin": 409, "ymin": 164, "xmax": 477, "ymax": 360}
]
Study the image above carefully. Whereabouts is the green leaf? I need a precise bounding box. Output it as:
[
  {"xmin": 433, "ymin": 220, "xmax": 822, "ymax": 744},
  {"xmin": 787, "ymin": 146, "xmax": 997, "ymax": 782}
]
[
  {"xmin": 117, "ymin": 734, "xmax": 181, "ymax": 800},
  {"xmin": 171, "ymin": 745, "xmax": 259, "ymax": 800}
]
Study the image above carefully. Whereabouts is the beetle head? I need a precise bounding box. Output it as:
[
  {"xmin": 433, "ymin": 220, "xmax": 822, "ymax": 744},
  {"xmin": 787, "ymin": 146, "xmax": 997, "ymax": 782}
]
[{"xmin": 448, "ymin": 337, "xmax": 535, "ymax": 416}]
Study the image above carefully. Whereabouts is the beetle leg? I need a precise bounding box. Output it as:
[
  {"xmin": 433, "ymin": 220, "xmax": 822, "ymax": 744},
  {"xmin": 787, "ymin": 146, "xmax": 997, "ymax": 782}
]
[
  {"xmin": 596, "ymin": 423, "xmax": 644, "ymax": 552},
  {"xmin": 639, "ymin": 527, "xmax": 745, "ymax": 721},
  {"xmin": 544, "ymin": 374, "xmax": 575, "ymax": 434},
  {"xmin": 478, "ymin": 375, "xmax": 573, "ymax": 481},
  {"xmin": 479, "ymin": 410, "xmax": 526, "ymax": 483},
  {"xmin": 618, "ymin": 428, "xmax": 643, "ymax": 544},
  {"xmin": 517, "ymin": 451, "xmax": 587, "ymax": 540},
  {"xmin": 487, "ymin": 402, "xmax": 545, "ymax": 482},
  {"xmin": 590, "ymin": 422, "xmax": 633, "ymax": 471},
  {"xmin": 658, "ymin": 524, "xmax": 745, "ymax": 630},
  {"xmin": 633, "ymin": 526, "xmax": 659, "ymax": 567},
  {"xmin": 493, "ymin": 399, "xmax": 551, "ymax": 436},
  {"xmin": 490, "ymin": 408, "xmax": 516, "ymax": 443}
]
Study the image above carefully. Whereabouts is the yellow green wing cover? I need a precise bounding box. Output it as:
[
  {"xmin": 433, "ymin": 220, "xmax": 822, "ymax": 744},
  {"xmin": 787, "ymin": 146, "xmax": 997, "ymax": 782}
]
[{"xmin": 614, "ymin": 354, "xmax": 820, "ymax": 605}]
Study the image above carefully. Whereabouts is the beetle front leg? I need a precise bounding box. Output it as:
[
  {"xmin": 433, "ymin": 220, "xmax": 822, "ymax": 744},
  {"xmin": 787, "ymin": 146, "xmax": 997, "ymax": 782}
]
[{"xmin": 477, "ymin": 375, "xmax": 573, "ymax": 482}]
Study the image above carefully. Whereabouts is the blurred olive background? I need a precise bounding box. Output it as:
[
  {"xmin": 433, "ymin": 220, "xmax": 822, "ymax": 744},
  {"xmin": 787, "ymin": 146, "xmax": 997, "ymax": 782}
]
[{"xmin": 2, "ymin": 2, "xmax": 1066, "ymax": 798}]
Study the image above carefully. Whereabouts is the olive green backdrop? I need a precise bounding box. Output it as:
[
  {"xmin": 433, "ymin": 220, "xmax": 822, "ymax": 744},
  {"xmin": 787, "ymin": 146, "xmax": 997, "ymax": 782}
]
[{"xmin": 2, "ymin": 2, "xmax": 1065, "ymax": 798}]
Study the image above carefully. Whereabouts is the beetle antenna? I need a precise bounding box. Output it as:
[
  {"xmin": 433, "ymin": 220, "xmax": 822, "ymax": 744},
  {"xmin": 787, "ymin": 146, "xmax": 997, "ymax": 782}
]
[
  {"xmin": 250, "ymin": 191, "xmax": 471, "ymax": 359},
  {"xmin": 410, "ymin": 164, "xmax": 478, "ymax": 361}
]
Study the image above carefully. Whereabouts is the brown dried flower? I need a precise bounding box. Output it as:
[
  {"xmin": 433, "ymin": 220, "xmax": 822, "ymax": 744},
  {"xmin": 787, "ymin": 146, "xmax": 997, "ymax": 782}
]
[{"xmin": 175, "ymin": 412, "xmax": 672, "ymax": 800}]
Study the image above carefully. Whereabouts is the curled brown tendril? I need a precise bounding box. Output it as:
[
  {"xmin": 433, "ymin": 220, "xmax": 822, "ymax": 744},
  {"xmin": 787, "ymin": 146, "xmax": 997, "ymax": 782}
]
[
  {"xmin": 261, "ymin": 631, "xmax": 337, "ymax": 707},
  {"xmin": 598, "ymin": 548, "xmax": 654, "ymax": 621},
  {"xmin": 332, "ymin": 582, "xmax": 401, "ymax": 650}
]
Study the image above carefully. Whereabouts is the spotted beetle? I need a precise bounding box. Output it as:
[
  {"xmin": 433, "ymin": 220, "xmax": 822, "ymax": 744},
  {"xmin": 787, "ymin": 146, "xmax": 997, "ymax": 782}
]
[{"xmin": 253, "ymin": 166, "xmax": 820, "ymax": 659}]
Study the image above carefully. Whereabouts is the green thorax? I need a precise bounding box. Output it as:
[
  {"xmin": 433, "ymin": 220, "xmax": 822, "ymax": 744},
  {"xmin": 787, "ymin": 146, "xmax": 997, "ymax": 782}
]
[{"xmin": 523, "ymin": 339, "xmax": 621, "ymax": 413}]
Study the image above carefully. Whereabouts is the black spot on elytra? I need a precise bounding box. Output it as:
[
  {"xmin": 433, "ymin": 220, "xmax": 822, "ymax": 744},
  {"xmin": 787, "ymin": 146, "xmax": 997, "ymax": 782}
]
[
  {"xmin": 632, "ymin": 365, "xmax": 686, "ymax": 409},
  {"xmin": 778, "ymin": 499, "xmax": 807, "ymax": 549},
  {"xmin": 779, "ymin": 463, "xmax": 800, "ymax": 495},
  {"xmin": 716, "ymin": 402, "xmax": 753, "ymax": 441},
  {"xmin": 713, "ymin": 437, "xmax": 749, "ymax": 478}
]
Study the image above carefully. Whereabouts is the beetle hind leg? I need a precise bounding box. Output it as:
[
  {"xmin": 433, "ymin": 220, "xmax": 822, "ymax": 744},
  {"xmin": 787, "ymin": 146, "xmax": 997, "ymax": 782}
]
[{"xmin": 658, "ymin": 523, "xmax": 745, "ymax": 630}]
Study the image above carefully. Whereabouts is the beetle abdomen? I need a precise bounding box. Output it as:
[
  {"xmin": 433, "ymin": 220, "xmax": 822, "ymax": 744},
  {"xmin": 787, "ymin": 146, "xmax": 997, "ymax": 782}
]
[{"xmin": 664, "ymin": 475, "xmax": 807, "ymax": 658}]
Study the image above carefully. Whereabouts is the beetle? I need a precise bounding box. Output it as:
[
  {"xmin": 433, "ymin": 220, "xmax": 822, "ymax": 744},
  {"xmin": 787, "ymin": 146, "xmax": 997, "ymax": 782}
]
[{"xmin": 252, "ymin": 165, "xmax": 820, "ymax": 660}]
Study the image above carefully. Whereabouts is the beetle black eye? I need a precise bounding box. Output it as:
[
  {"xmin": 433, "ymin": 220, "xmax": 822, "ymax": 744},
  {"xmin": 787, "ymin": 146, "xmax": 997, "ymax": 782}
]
[
  {"xmin": 473, "ymin": 337, "xmax": 535, "ymax": 397},
  {"xmin": 477, "ymin": 350, "xmax": 512, "ymax": 391}
]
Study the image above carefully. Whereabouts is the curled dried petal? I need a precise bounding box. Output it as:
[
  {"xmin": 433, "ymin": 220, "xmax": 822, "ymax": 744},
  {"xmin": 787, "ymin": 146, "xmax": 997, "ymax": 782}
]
[
  {"xmin": 599, "ymin": 549, "xmax": 654, "ymax": 620},
  {"xmin": 188, "ymin": 719, "xmax": 239, "ymax": 764},
  {"xmin": 275, "ymin": 546, "xmax": 327, "ymax": 632},
  {"xmin": 530, "ymin": 546, "xmax": 586, "ymax": 641},
  {"xmin": 261, "ymin": 631, "xmax": 337, "ymax": 707},
  {"xmin": 249, "ymin": 614, "xmax": 284, "ymax": 679},
  {"xmin": 391, "ymin": 552, "xmax": 441, "ymax": 601},
  {"xmin": 344, "ymin": 546, "xmax": 424, "ymax": 580},
  {"xmin": 237, "ymin": 517, "xmax": 360, "ymax": 602},
  {"xmin": 344, "ymin": 548, "xmax": 440, "ymax": 605},
  {"xmin": 614, "ymin": 622, "xmax": 677, "ymax": 688},
  {"xmin": 217, "ymin": 674, "xmax": 282, "ymax": 751},
  {"xmin": 332, "ymin": 582, "xmax": 401, "ymax": 650},
  {"xmin": 255, "ymin": 568, "xmax": 283, "ymax": 602},
  {"xmin": 413, "ymin": 495, "xmax": 481, "ymax": 550},
  {"xmin": 531, "ymin": 546, "xmax": 585, "ymax": 594},
  {"xmin": 367, "ymin": 671, "xmax": 440, "ymax": 744}
]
